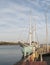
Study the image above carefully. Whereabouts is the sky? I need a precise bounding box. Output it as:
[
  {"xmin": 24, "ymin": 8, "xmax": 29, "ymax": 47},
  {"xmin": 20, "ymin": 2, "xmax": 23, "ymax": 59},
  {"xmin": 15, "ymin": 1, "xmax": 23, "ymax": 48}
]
[{"xmin": 0, "ymin": 0, "xmax": 50, "ymax": 44}]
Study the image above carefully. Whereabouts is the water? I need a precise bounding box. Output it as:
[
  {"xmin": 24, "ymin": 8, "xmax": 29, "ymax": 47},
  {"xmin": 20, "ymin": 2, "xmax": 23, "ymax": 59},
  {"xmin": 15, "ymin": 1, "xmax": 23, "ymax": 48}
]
[
  {"xmin": 0, "ymin": 45, "xmax": 50, "ymax": 65},
  {"xmin": 0, "ymin": 45, "xmax": 23, "ymax": 65}
]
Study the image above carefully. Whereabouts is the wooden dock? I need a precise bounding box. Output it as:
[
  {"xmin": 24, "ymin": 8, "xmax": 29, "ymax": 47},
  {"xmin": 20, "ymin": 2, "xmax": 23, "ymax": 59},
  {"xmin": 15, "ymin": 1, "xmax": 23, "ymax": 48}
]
[
  {"xmin": 14, "ymin": 52, "xmax": 50, "ymax": 65},
  {"xmin": 14, "ymin": 54, "xmax": 47, "ymax": 65},
  {"xmin": 14, "ymin": 60, "xmax": 47, "ymax": 65}
]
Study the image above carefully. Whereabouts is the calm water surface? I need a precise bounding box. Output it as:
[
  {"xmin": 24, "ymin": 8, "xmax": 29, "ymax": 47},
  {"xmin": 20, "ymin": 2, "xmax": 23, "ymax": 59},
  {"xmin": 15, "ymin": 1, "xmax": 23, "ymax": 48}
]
[{"xmin": 0, "ymin": 45, "xmax": 23, "ymax": 65}]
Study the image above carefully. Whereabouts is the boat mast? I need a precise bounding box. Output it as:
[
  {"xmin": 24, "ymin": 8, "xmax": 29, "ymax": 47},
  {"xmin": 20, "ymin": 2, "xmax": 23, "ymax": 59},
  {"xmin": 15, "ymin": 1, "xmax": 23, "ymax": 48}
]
[
  {"xmin": 45, "ymin": 9, "xmax": 48, "ymax": 52},
  {"xmin": 34, "ymin": 21, "xmax": 36, "ymax": 43},
  {"xmin": 29, "ymin": 8, "xmax": 32, "ymax": 46}
]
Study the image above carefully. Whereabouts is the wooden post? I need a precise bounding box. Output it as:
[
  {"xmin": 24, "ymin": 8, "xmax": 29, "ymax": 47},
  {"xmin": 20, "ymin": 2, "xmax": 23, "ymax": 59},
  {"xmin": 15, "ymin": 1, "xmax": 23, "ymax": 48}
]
[{"xmin": 40, "ymin": 54, "xmax": 43, "ymax": 62}]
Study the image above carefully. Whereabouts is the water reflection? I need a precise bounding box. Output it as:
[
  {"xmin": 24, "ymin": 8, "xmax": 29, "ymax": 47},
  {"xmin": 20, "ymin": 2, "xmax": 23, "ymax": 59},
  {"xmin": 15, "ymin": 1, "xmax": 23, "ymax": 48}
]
[{"xmin": 0, "ymin": 45, "xmax": 23, "ymax": 65}]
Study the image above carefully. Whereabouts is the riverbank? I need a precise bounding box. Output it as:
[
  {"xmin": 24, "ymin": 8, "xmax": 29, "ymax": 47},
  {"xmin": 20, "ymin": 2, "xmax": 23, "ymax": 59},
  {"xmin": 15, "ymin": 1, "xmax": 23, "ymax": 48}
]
[{"xmin": 0, "ymin": 41, "xmax": 22, "ymax": 45}]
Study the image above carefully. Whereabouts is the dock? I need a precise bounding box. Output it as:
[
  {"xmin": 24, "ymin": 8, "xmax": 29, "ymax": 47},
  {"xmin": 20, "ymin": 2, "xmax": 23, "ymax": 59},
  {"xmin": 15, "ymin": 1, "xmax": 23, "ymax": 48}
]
[
  {"xmin": 14, "ymin": 61, "xmax": 47, "ymax": 65},
  {"xmin": 14, "ymin": 53, "xmax": 50, "ymax": 65}
]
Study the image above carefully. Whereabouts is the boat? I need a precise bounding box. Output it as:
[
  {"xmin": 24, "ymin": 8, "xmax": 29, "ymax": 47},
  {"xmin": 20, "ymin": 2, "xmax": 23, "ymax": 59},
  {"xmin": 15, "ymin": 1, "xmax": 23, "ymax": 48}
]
[
  {"xmin": 21, "ymin": 12, "xmax": 39, "ymax": 60},
  {"xmin": 14, "ymin": 1, "xmax": 50, "ymax": 65}
]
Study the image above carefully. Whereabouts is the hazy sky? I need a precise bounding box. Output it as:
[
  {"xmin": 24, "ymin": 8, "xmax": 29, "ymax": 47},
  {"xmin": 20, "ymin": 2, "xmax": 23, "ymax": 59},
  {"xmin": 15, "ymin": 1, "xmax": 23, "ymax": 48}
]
[{"xmin": 0, "ymin": 0, "xmax": 50, "ymax": 44}]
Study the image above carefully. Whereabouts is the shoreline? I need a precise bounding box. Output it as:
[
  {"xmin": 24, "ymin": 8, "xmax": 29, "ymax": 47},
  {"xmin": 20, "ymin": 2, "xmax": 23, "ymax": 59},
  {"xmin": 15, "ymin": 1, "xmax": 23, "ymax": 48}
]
[{"xmin": 0, "ymin": 41, "xmax": 22, "ymax": 45}]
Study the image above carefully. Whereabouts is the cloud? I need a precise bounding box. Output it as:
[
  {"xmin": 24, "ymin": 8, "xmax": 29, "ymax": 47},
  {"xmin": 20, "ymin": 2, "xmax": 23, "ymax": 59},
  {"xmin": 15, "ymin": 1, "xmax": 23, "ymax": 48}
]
[
  {"xmin": 0, "ymin": 0, "xmax": 50, "ymax": 43},
  {"xmin": 27, "ymin": 0, "xmax": 50, "ymax": 12}
]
